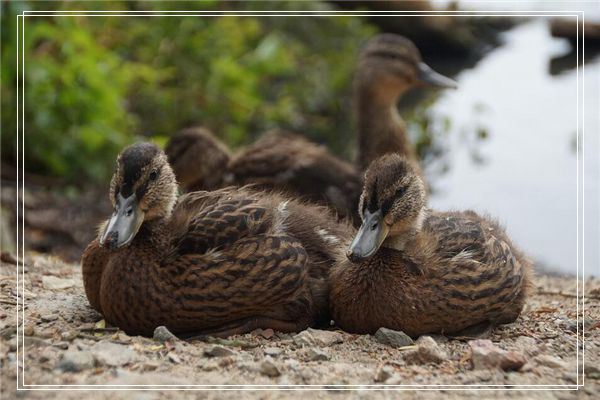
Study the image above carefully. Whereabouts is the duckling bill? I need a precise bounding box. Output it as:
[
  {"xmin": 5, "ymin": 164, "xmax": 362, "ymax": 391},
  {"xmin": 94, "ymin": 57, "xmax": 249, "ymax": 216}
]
[
  {"xmin": 330, "ymin": 154, "xmax": 533, "ymax": 337},
  {"xmin": 82, "ymin": 142, "xmax": 352, "ymax": 337}
]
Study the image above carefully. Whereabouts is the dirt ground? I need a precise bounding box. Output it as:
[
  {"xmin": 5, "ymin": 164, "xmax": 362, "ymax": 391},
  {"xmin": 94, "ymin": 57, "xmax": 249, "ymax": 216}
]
[{"xmin": 0, "ymin": 252, "xmax": 598, "ymax": 400}]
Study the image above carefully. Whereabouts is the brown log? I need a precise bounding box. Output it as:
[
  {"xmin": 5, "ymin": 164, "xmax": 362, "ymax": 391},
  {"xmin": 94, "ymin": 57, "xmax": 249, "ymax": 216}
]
[
  {"xmin": 550, "ymin": 18, "xmax": 600, "ymax": 43},
  {"xmin": 329, "ymin": 0, "xmax": 519, "ymax": 57}
]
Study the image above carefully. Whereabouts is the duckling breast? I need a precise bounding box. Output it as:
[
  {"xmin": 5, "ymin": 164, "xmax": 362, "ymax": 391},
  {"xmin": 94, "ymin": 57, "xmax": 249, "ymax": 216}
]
[{"xmin": 329, "ymin": 248, "xmax": 430, "ymax": 335}]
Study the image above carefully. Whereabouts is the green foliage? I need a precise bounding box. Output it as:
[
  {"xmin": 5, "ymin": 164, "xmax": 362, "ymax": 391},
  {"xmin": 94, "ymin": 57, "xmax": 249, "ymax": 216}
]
[{"xmin": 1, "ymin": 1, "xmax": 376, "ymax": 185}]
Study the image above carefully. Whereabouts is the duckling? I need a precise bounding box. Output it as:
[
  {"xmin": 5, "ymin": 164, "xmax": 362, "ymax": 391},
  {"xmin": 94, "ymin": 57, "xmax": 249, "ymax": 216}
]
[
  {"xmin": 330, "ymin": 154, "xmax": 532, "ymax": 337},
  {"xmin": 81, "ymin": 143, "xmax": 352, "ymax": 337},
  {"xmin": 165, "ymin": 34, "xmax": 455, "ymax": 221},
  {"xmin": 354, "ymin": 34, "xmax": 457, "ymax": 172}
]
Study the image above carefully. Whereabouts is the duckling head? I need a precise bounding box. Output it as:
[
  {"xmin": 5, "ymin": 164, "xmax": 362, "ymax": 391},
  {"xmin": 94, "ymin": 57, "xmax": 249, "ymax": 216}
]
[
  {"xmin": 165, "ymin": 127, "xmax": 231, "ymax": 191},
  {"xmin": 100, "ymin": 142, "xmax": 178, "ymax": 249},
  {"xmin": 355, "ymin": 34, "xmax": 457, "ymax": 100},
  {"xmin": 347, "ymin": 153, "xmax": 426, "ymax": 262}
]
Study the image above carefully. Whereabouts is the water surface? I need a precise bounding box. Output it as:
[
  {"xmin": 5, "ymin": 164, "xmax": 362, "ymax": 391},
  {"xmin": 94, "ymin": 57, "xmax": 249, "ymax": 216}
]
[{"xmin": 425, "ymin": 18, "xmax": 598, "ymax": 277}]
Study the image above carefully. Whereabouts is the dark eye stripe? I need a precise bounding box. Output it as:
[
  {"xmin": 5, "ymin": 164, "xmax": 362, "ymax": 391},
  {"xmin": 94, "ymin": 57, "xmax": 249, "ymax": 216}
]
[
  {"xmin": 381, "ymin": 187, "xmax": 407, "ymax": 215},
  {"xmin": 395, "ymin": 186, "xmax": 407, "ymax": 198},
  {"xmin": 367, "ymin": 178, "xmax": 379, "ymax": 213}
]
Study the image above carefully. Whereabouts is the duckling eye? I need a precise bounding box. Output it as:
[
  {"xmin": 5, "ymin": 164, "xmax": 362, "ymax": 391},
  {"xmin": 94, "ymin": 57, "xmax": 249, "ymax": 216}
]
[
  {"xmin": 395, "ymin": 186, "xmax": 407, "ymax": 198},
  {"xmin": 371, "ymin": 221, "xmax": 379, "ymax": 231},
  {"xmin": 149, "ymin": 170, "xmax": 158, "ymax": 181}
]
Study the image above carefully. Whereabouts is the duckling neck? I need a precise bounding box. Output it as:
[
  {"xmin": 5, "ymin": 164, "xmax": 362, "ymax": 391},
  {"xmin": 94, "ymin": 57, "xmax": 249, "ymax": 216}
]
[
  {"xmin": 355, "ymin": 84, "xmax": 415, "ymax": 171},
  {"xmin": 382, "ymin": 230, "xmax": 418, "ymax": 253},
  {"xmin": 132, "ymin": 218, "xmax": 171, "ymax": 254},
  {"xmin": 381, "ymin": 209, "xmax": 428, "ymax": 253}
]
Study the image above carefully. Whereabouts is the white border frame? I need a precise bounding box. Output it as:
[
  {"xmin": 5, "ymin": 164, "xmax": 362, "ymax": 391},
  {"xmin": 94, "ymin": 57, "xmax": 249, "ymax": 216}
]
[{"xmin": 11, "ymin": 6, "xmax": 587, "ymax": 392}]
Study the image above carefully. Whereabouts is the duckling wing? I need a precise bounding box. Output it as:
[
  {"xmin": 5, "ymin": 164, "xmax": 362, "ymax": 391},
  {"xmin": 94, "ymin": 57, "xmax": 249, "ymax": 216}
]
[
  {"xmin": 167, "ymin": 232, "xmax": 314, "ymax": 330},
  {"xmin": 424, "ymin": 211, "xmax": 489, "ymax": 260},
  {"xmin": 170, "ymin": 189, "xmax": 272, "ymax": 256},
  {"xmin": 425, "ymin": 211, "xmax": 523, "ymax": 268},
  {"xmin": 424, "ymin": 211, "xmax": 529, "ymax": 323}
]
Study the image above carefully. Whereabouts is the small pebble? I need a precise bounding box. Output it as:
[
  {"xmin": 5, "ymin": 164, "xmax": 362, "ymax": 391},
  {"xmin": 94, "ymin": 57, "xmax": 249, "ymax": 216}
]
[
  {"xmin": 53, "ymin": 342, "xmax": 69, "ymax": 350},
  {"xmin": 385, "ymin": 375, "xmax": 404, "ymax": 385},
  {"xmin": 8, "ymin": 337, "xmax": 17, "ymax": 352},
  {"xmin": 37, "ymin": 329, "xmax": 56, "ymax": 339},
  {"xmin": 562, "ymin": 372, "xmax": 578, "ymax": 383},
  {"xmin": 153, "ymin": 326, "xmax": 178, "ymax": 343},
  {"xmin": 585, "ymin": 364, "xmax": 600, "ymax": 379},
  {"xmin": 167, "ymin": 352, "xmax": 182, "ymax": 364},
  {"xmin": 264, "ymin": 347, "xmax": 282, "ymax": 357},
  {"xmin": 60, "ymin": 330, "xmax": 78, "ymax": 341},
  {"xmin": 41, "ymin": 314, "xmax": 58, "ymax": 322},
  {"xmin": 469, "ymin": 339, "xmax": 526, "ymax": 371},
  {"xmin": 374, "ymin": 365, "xmax": 394, "ymax": 383},
  {"xmin": 259, "ymin": 358, "xmax": 281, "ymax": 377},
  {"xmin": 91, "ymin": 341, "xmax": 140, "ymax": 367},
  {"xmin": 404, "ymin": 336, "xmax": 447, "ymax": 365},
  {"xmin": 57, "ymin": 351, "xmax": 95, "ymax": 372},
  {"xmin": 293, "ymin": 328, "xmax": 343, "ymax": 347},
  {"xmin": 307, "ymin": 348, "xmax": 329, "ymax": 361},
  {"xmin": 534, "ymin": 355, "xmax": 567, "ymax": 369},
  {"xmin": 203, "ymin": 345, "xmax": 235, "ymax": 358},
  {"xmin": 42, "ymin": 276, "xmax": 75, "ymax": 290},
  {"xmin": 374, "ymin": 327, "xmax": 414, "ymax": 348}
]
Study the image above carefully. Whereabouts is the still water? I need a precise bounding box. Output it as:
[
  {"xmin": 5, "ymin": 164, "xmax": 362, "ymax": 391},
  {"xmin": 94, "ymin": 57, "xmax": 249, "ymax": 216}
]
[{"xmin": 424, "ymin": 18, "xmax": 599, "ymax": 277}]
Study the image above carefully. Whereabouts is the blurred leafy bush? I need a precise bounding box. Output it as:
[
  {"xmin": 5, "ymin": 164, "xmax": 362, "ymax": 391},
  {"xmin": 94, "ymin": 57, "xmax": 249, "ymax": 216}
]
[{"xmin": 1, "ymin": 1, "xmax": 375, "ymax": 185}]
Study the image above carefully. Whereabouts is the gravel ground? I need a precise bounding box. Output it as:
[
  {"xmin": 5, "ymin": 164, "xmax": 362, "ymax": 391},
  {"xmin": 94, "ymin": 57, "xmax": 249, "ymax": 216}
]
[{"xmin": 1, "ymin": 253, "xmax": 598, "ymax": 400}]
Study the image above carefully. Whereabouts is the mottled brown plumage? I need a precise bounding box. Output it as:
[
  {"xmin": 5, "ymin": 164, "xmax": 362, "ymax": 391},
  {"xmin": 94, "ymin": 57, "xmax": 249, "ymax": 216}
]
[
  {"xmin": 164, "ymin": 34, "xmax": 455, "ymax": 222},
  {"xmin": 82, "ymin": 143, "xmax": 352, "ymax": 337},
  {"xmin": 330, "ymin": 154, "xmax": 532, "ymax": 337}
]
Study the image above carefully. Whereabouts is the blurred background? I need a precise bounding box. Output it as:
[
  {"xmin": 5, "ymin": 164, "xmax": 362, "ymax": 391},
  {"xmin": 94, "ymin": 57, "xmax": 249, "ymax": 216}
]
[{"xmin": 1, "ymin": 1, "xmax": 598, "ymax": 277}]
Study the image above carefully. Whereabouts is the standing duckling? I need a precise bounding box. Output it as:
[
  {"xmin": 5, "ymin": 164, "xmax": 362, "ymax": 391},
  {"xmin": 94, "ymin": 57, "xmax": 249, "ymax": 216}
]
[
  {"xmin": 330, "ymin": 154, "xmax": 532, "ymax": 337},
  {"xmin": 82, "ymin": 143, "xmax": 352, "ymax": 337}
]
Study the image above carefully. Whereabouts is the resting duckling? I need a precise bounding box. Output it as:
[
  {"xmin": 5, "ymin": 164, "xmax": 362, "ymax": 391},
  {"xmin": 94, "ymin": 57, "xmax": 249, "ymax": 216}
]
[
  {"xmin": 330, "ymin": 154, "xmax": 532, "ymax": 337},
  {"xmin": 165, "ymin": 34, "xmax": 456, "ymax": 221},
  {"xmin": 81, "ymin": 143, "xmax": 352, "ymax": 337},
  {"xmin": 166, "ymin": 128, "xmax": 362, "ymax": 221}
]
